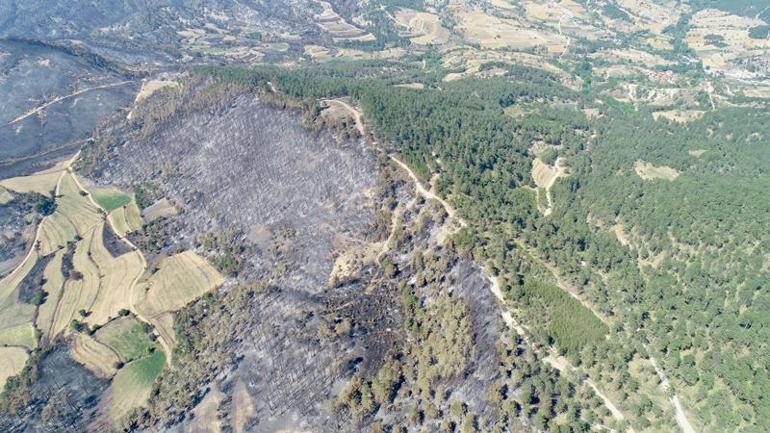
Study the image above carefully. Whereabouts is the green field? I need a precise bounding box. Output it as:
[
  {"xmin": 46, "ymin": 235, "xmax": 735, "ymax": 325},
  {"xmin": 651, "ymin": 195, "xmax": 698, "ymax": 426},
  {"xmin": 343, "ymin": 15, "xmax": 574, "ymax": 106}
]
[
  {"xmin": 92, "ymin": 189, "xmax": 132, "ymax": 212},
  {"xmin": 110, "ymin": 348, "xmax": 166, "ymax": 422},
  {"xmin": 95, "ymin": 317, "xmax": 155, "ymax": 362}
]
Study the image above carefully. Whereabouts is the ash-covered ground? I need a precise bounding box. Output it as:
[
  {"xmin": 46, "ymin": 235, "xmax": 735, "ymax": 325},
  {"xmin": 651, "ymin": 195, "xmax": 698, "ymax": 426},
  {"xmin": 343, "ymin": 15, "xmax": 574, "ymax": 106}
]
[
  {"xmin": 0, "ymin": 39, "xmax": 138, "ymax": 177},
  {"xmin": 77, "ymin": 81, "xmax": 511, "ymax": 432}
]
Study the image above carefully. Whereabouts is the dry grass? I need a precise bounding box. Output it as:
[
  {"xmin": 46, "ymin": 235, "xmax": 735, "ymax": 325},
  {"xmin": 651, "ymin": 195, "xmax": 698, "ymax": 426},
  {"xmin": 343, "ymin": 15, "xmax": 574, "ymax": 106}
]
[
  {"xmin": 189, "ymin": 385, "xmax": 225, "ymax": 433},
  {"xmin": 83, "ymin": 222, "xmax": 144, "ymax": 326},
  {"xmin": 232, "ymin": 379, "xmax": 256, "ymax": 433},
  {"xmin": 653, "ymin": 110, "xmax": 705, "ymax": 123},
  {"xmin": 36, "ymin": 249, "xmax": 66, "ymax": 339},
  {"xmin": 38, "ymin": 172, "xmax": 102, "ymax": 255},
  {"xmin": 0, "ymin": 251, "xmax": 38, "ymax": 343},
  {"xmin": 108, "ymin": 198, "xmax": 143, "ymax": 237},
  {"xmin": 69, "ymin": 333, "xmax": 119, "ymax": 378},
  {"xmin": 634, "ymin": 160, "xmax": 680, "ymax": 181},
  {"xmin": 0, "ymin": 347, "xmax": 28, "ymax": 390},
  {"xmin": 0, "ymin": 187, "xmax": 13, "ymax": 205},
  {"xmin": 686, "ymin": 9, "xmax": 770, "ymax": 72},
  {"xmin": 0, "ymin": 170, "xmax": 61, "ymax": 196},
  {"xmin": 313, "ymin": 0, "xmax": 375, "ymax": 42},
  {"xmin": 455, "ymin": 10, "xmax": 567, "ymax": 52},
  {"xmin": 394, "ymin": 8, "xmax": 450, "ymax": 45}
]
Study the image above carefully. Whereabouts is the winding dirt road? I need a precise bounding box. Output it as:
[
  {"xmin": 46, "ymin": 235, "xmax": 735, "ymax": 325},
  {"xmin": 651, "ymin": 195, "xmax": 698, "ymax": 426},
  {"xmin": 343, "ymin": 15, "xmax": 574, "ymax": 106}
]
[{"xmin": 328, "ymin": 97, "xmax": 632, "ymax": 430}]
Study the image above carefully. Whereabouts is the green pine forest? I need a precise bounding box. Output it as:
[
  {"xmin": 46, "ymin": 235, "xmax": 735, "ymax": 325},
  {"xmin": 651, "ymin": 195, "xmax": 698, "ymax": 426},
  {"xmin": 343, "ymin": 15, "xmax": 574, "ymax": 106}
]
[{"xmin": 200, "ymin": 59, "xmax": 770, "ymax": 432}]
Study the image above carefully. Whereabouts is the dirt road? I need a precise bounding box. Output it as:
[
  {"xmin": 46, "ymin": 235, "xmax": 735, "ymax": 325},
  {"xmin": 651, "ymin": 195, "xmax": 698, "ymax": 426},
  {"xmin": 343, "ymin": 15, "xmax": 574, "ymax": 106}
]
[{"xmin": 7, "ymin": 81, "xmax": 133, "ymax": 125}]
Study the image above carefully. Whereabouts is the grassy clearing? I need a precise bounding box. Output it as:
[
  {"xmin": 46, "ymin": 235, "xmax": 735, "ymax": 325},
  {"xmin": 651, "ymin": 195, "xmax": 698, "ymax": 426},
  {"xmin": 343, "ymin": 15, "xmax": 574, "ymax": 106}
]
[
  {"xmin": 91, "ymin": 188, "xmax": 132, "ymax": 212},
  {"xmin": 514, "ymin": 280, "xmax": 608, "ymax": 355},
  {"xmin": 95, "ymin": 316, "xmax": 155, "ymax": 362},
  {"xmin": 109, "ymin": 349, "xmax": 165, "ymax": 423},
  {"xmin": 0, "ymin": 347, "xmax": 28, "ymax": 390}
]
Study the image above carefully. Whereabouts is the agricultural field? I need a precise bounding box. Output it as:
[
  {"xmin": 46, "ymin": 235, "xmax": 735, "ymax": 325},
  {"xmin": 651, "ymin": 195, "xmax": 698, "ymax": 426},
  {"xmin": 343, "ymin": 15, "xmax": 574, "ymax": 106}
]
[
  {"xmin": 393, "ymin": 8, "xmax": 450, "ymax": 45},
  {"xmin": 133, "ymin": 251, "xmax": 224, "ymax": 358},
  {"xmin": 106, "ymin": 349, "xmax": 165, "ymax": 423},
  {"xmin": 2, "ymin": 0, "xmax": 770, "ymax": 432}
]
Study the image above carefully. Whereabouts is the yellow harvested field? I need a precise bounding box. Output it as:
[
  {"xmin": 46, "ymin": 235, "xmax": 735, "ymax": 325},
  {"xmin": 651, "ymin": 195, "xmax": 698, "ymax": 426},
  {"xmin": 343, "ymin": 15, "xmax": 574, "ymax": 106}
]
[
  {"xmin": 142, "ymin": 198, "xmax": 177, "ymax": 223},
  {"xmin": 652, "ymin": 110, "xmax": 705, "ymax": 123},
  {"xmin": 69, "ymin": 333, "xmax": 119, "ymax": 378},
  {"xmin": 532, "ymin": 157, "xmax": 568, "ymax": 216},
  {"xmin": 136, "ymin": 251, "xmax": 224, "ymax": 317},
  {"xmin": 532, "ymin": 158, "xmax": 565, "ymax": 189},
  {"xmin": 84, "ymin": 223, "xmax": 144, "ymax": 326},
  {"xmin": 134, "ymin": 251, "xmax": 223, "ymax": 358},
  {"xmin": 394, "ymin": 8, "xmax": 450, "ymax": 45},
  {"xmin": 0, "ymin": 322, "xmax": 37, "ymax": 349},
  {"xmin": 108, "ymin": 199, "xmax": 143, "ymax": 237},
  {"xmin": 0, "ymin": 170, "xmax": 61, "ymax": 196},
  {"xmin": 36, "ymin": 250, "xmax": 66, "ymax": 339},
  {"xmin": 523, "ymin": 0, "xmax": 588, "ymax": 22},
  {"xmin": 38, "ymin": 172, "xmax": 102, "ymax": 255},
  {"xmin": 0, "ymin": 347, "xmax": 28, "ymax": 390},
  {"xmin": 0, "ymin": 249, "xmax": 36, "ymax": 307},
  {"xmin": 441, "ymin": 47, "xmax": 574, "ymax": 88},
  {"xmin": 634, "ymin": 160, "xmax": 680, "ymax": 181},
  {"xmin": 48, "ymin": 233, "xmax": 101, "ymax": 338},
  {"xmin": 455, "ymin": 10, "xmax": 567, "ymax": 52}
]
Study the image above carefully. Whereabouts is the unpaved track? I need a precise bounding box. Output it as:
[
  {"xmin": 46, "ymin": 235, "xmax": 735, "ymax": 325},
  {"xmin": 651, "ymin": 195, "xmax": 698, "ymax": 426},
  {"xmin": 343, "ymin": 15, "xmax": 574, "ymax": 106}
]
[
  {"xmin": 647, "ymin": 348, "xmax": 696, "ymax": 433},
  {"xmin": 7, "ymin": 81, "xmax": 133, "ymax": 125},
  {"xmin": 67, "ymin": 162, "xmax": 164, "ymax": 362},
  {"xmin": 331, "ymin": 97, "xmax": 631, "ymax": 430}
]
